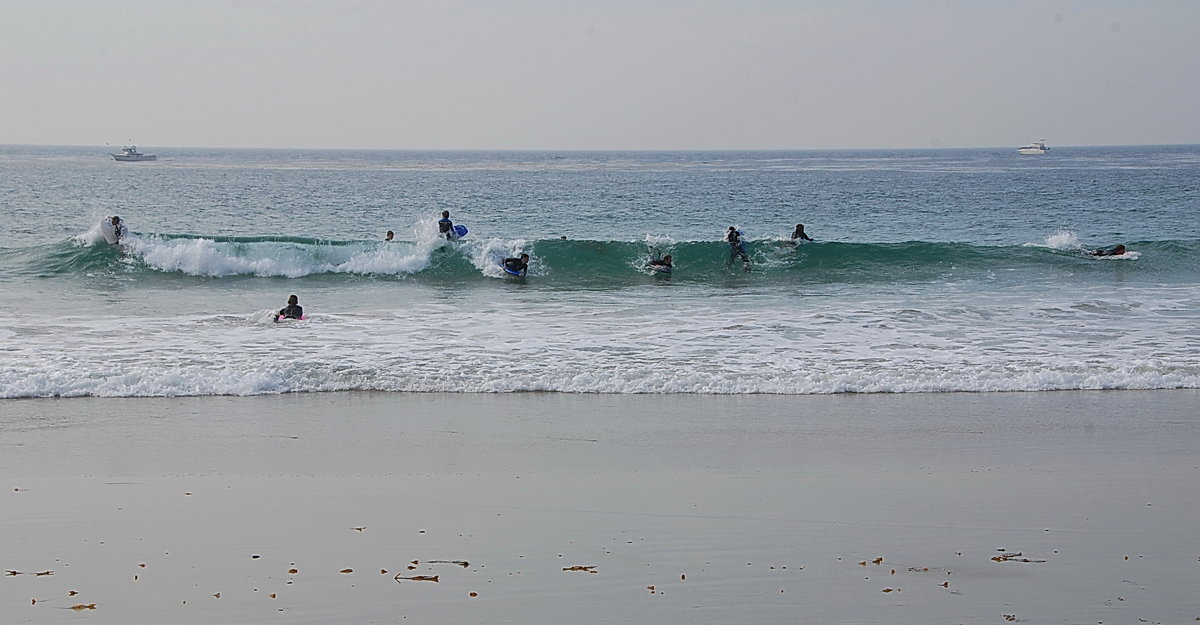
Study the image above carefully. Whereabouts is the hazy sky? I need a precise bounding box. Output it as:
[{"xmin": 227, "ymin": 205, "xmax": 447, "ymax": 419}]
[{"xmin": 2, "ymin": 0, "xmax": 1197, "ymax": 150}]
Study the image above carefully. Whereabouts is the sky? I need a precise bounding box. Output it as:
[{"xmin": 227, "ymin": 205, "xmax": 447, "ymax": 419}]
[{"xmin": 1, "ymin": 0, "xmax": 1197, "ymax": 150}]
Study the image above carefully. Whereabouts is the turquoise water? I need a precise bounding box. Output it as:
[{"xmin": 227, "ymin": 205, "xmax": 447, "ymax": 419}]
[{"xmin": 2, "ymin": 145, "xmax": 1198, "ymax": 396}]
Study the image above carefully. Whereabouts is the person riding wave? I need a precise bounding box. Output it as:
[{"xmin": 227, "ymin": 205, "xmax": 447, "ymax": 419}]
[
  {"xmin": 1090, "ymin": 244, "xmax": 1127, "ymax": 256},
  {"xmin": 106, "ymin": 215, "xmax": 129, "ymax": 244},
  {"xmin": 503, "ymin": 253, "xmax": 530, "ymax": 276},
  {"xmin": 437, "ymin": 211, "xmax": 456, "ymax": 240},
  {"xmin": 726, "ymin": 226, "xmax": 749, "ymax": 265},
  {"xmin": 649, "ymin": 254, "xmax": 673, "ymax": 270}
]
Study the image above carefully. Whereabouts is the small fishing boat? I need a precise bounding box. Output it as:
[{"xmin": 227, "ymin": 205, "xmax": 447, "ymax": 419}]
[
  {"xmin": 1017, "ymin": 139, "xmax": 1049, "ymax": 155},
  {"xmin": 112, "ymin": 146, "xmax": 157, "ymax": 162}
]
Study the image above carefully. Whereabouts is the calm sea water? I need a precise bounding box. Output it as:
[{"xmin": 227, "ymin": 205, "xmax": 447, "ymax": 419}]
[{"xmin": 2, "ymin": 145, "xmax": 1198, "ymax": 397}]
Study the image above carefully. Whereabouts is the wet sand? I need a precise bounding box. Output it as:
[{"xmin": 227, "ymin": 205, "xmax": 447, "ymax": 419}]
[{"xmin": 2, "ymin": 390, "xmax": 1198, "ymax": 624}]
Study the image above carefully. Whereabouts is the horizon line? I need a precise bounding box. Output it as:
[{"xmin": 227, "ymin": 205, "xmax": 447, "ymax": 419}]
[{"xmin": 4, "ymin": 141, "xmax": 1199, "ymax": 153}]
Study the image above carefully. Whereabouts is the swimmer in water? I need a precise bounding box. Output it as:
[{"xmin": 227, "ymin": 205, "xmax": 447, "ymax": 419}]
[{"xmin": 276, "ymin": 294, "xmax": 304, "ymax": 321}]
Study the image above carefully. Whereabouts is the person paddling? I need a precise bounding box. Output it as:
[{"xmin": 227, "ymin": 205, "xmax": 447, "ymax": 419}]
[{"xmin": 276, "ymin": 294, "xmax": 304, "ymax": 321}]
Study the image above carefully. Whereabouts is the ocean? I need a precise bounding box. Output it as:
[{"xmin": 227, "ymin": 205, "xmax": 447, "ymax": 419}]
[{"xmin": 2, "ymin": 144, "xmax": 1198, "ymax": 397}]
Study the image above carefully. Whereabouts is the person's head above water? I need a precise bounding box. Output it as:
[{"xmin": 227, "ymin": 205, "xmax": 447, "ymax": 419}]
[
  {"xmin": 287, "ymin": 294, "xmax": 298, "ymax": 305},
  {"xmin": 442, "ymin": 210, "xmax": 450, "ymax": 218},
  {"xmin": 111, "ymin": 216, "xmax": 121, "ymax": 225},
  {"xmin": 662, "ymin": 254, "xmax": 672, "ymax": 263},
  {"xmin": 520, "ymin": 253, "xmax": 529, "ymax": 261},
  {"xmin": 385, "ymin": 230, "xmax": 394, "ymax": 241},
  {"xmin": 1112, "ymin": 244, "xmax": 1126, "ymax": 254}
]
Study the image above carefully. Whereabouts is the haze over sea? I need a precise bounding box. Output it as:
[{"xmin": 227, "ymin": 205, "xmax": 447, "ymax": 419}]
[{"xmin": 2, "ymin": 144, "xmax": 1198, "ymax": 398}]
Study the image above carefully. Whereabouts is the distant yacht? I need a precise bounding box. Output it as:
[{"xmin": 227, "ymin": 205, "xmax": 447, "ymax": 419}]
[
  {"xmin": 1017, "ymin": 139, "xmax": 1049, "ymax": 155},
  {"xmin": 112, "ymin": 145, "xmax": 157, "ymax": 162}
]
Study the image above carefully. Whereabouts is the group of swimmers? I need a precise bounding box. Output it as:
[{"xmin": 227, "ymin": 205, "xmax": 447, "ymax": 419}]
[
  {"xmin": 384, "ymin": 211, "xmax": 461, "ymax": 243},
  {"xmin": 275, "ymin": 212, "xmax": 1128, "ymax": 320},
  {"xmin": 385, "ymin": 210, "xmax": 530, "ymax": 275},
  {"xmin": 719, "ymin": 223, "xmax": 814, "ymax": 271},
  {"xmin": 280, "ymin": 211, "xmax": 527, "ymax": 319},
  {"xmin": 381, "ymin": 212, "xmax": 821, "ymax": 276},
  {"xmin": 100, "ymin": 212, "xmax": 1127, "ymax": 322},
  {"xmin": 418, "ymin": 211, "xmax": 815, "ymax": 274}
]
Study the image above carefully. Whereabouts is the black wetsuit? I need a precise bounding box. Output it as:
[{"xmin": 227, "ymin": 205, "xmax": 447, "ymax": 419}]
[
  {"xmin": 438, "ymin": 218, "xmax": 454, "ymax": 239},
  {"xmin": 278, "ymin": 305, "xmax": 304, "ymax": 320},
  {"xmin": 503, "ymin": 258, "xmax": 528, "ymax": 274},
  {"xmin": 727, "ymin": 230, "xmax": 748, "ymax": 262},
  {"xmin": 649, "ymin": 259, "xmax": 672, "ymax": 269},
  {"xmin": 1091, "ymin": 246, "xmax": 1126, "ymax": 256},
  {"xmin": 792, "ymin": 228, "xmax": 813, "ymax": 242}
]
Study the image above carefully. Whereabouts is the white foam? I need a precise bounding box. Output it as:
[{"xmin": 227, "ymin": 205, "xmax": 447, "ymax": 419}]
[
  {"xmin": 636, "ymin": 234, "xmax": 676, "ymax": 272},
  {"xmin": 1042, "ymin": 230, "xmax": 1079, "ymax": 250},
  {"xmin": 119, "ymin": 236, "xmax": 442, "ymax": 278},
  {"xmin": 1095, "ymin": 251, "xmax": 1141, "ymax": 261},
  {"xmin": 466, "ymin": 237, "xmax": 532, "ymax": 278},
  {"xmin": 643, "ymin": 233, "xmax": 675, "ymax": 249},
  {"xmin": 2, "ymin": 288, "xmax": 1197, "ymax": 398},
  {"xmin": 74, "ymin": 220, "xmax": 115, "ymax": 246}
]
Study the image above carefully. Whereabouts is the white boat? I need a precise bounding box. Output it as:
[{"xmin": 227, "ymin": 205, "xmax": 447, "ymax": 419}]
[
  {"xmin": 1017, "ymin": 139, "xmax": 1049, "ymax": 155},
  {"xmin": 111, "ymin": 145, "xmax": 157, "ymax": 162}
]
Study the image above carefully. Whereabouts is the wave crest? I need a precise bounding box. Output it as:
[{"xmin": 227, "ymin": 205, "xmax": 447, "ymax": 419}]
[{"xmin": 12, "ymin": 228, "xmax": 1197, "ymax": 285}]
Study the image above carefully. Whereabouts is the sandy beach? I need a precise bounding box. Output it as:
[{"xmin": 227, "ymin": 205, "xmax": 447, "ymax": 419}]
[{"xmin": 2, "ymin": 390, "xmax": 1197, "ymax": 624}]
